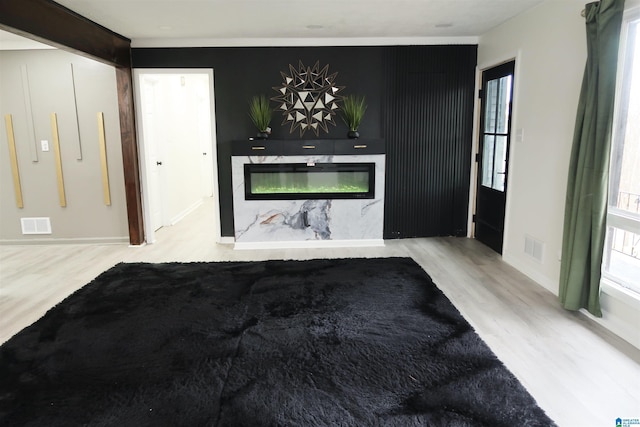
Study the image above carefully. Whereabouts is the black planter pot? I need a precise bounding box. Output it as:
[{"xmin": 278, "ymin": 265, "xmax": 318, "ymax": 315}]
[
  {"xmin": 256, "ymin": 132, "xmax": 269, "ymax": 140},
  {"xmin": 347, "ymin": 130, "xmax": 360, "ymax": 139}
]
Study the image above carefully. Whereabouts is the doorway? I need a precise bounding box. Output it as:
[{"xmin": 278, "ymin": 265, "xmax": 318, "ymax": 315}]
[
  {"xmin": 474, "ymin": 61, "xmax": 515, "ymax": 254},
  {"xmin": 134, "ymin": 69, "xmax": 221, "ymax": 244}
]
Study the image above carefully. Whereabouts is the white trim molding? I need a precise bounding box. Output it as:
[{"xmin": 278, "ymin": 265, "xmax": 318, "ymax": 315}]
[{"xmin": 131, "ymin": 36, "xmax": 479, "ymax": 48}]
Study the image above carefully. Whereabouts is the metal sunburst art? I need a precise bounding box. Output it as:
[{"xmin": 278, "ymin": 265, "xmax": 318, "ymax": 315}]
[{"xmin": 272, "ymin": 60, "xmax": 344, "ymax": 137}]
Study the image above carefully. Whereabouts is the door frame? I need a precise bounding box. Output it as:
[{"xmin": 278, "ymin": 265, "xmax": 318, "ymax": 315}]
[
  {"xmin": 133, "ymin": 68, "xmax": 221, "ymax": 244},
  {"xmin": 468, "ymin": 54, "xmax": 520, "ymax": 256}
]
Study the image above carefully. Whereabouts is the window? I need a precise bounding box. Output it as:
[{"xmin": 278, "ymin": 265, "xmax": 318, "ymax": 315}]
[{"xmin": 603, "ymin": 7, "xmax": 640, "ymax": 294}]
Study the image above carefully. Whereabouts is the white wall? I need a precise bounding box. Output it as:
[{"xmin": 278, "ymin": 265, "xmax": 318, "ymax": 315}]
[
  {"xmin": 0, "ymin": 49, "xmax": 128, "ymax": 243},
  {"xmin": 478, "ymin": 0, "xmax": 639, "ymax": 348},
  {"xmin": 479, "ymin": 0, "xmax": 586, "ymax": 291}
]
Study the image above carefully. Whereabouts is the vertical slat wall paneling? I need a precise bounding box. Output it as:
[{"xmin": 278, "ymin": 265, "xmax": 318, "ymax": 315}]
[
  {"xmin": 19, "ymin": 65, "xmax": 38, "ymax": 162},
  {"xmin": 97, "ymin": 112, "xmax": 111, "ymax": 205},
  {"xmin": 70, "ymin": 64, "xmax": 83, "ymax": 160},
  {"xmin": 383, "ymin": 46, "xmax": 477, "ymax": 239},
  {"xmin": 50, "ymin": 113, "xmax": 67, "ymax": 207},
  {"xmin": 4, "ymin": 114, "xmax": 24, "ymax": 208}
]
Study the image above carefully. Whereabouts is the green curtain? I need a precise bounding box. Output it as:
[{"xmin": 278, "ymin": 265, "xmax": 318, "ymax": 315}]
[{"xmin": 559, "ymin": 0, "xmax": 625, "ymax": 317}]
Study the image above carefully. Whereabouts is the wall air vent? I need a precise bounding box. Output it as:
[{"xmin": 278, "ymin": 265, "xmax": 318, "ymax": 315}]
[
  {"xmin": 20, "ymin": 217, "xmax": 52, "ymax": 235},
  {"xmin": 524, "ymin": 235, "xmax": 544, "ymax": 263}
]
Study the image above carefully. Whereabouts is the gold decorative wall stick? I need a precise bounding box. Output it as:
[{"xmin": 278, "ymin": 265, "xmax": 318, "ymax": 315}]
[
  {"xmin": 50, "ymin": 113, "xmax": 67, "ymax": 207},
  {"xmin": 4, "ymin": 114, "xmax": 24, "ymax": 208},
  {"xmin": 97, "ymin": 112, "xmax": 111, "ymax": 205}
]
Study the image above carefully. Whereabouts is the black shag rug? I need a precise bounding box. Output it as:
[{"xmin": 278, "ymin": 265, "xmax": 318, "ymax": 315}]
[{"xmin": 0, "ymin": 258, "xmax": 555, "ymax": 426}]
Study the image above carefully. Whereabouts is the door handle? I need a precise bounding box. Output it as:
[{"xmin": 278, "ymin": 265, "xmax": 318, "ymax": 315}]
[{"xmin": 156, "ymin": 161, "xmax": 163, "ymax": 165}]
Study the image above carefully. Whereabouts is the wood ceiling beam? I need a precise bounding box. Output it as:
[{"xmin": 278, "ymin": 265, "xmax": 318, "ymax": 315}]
[{"xmin": 0, "ymin": 0, "xmax": 131, "ymax": 67}]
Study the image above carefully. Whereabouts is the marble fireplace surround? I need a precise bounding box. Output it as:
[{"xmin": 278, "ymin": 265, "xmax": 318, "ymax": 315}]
[{"xmin": 231, "ymin": 140, "xmax": 385, "ymax": 250}]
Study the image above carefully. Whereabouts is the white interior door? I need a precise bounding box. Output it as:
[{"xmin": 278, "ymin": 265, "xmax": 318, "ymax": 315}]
[
  {"xmin": 134, "ymin": 69, "xmax": 221, "ymax": 244},
  {"xmin": 140, "ymin": 78, "xmax": 164, "ymax": 232}
]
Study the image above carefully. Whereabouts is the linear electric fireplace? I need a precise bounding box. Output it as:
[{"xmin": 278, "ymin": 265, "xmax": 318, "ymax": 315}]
[
  {"xmin": 231, "ymin": 139, "xmax": 385, "ymax": 246},
  {"xmin": 244, "ymin": 162, "xmax": 375, "ymax": 200}
]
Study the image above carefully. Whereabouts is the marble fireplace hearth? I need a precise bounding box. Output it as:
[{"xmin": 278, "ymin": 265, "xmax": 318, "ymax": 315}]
[{"xmin": 231, "ymin": 140, "xmax": 385, "ymax": 250}]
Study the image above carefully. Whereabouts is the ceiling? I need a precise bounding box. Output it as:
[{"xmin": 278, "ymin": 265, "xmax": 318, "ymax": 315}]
[
  {"xmin": 33, "ymin": 0, "xmax": 548, "ymax": 47},
  {"xmin": 0, "ymin": 30, "xmax": 54, "ymax": 50}
]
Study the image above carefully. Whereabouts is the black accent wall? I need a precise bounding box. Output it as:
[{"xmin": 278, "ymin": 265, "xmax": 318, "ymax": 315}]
[{"xmin": 132, "ymin": 45, "xmax": 477, "ymax": 239}]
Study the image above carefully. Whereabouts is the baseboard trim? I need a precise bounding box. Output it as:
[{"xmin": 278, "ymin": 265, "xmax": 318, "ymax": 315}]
[
  {"xmin": 580, "ymin": 306, "xmax": 640, "ymax": 350},
  {"xmin": 234, "ymin": 239, "xmax": 385, "ymax": 250},
  {"xmin": 502, "ymin": 253, "xmax": 558, "ymax": 295},
  {"xmin": 0, "ymin": 237, "xmax": 129, "ymax": 245},
  {"xmin": 504, "ymin": 253, "xmax": 640, "ymax": 350},
  {"xmin": 169, "ymin": 199, "xmax": 203, "ymax": 226}
]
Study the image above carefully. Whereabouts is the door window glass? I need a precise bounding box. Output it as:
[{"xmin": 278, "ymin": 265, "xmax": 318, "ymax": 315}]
[
  {"xmin": 481, "ymin": 74, "xmax": 512, "ymax": 192},
  {"xmin": 482, "ymin": 135, "xmax": 495, "ymax": 188}
]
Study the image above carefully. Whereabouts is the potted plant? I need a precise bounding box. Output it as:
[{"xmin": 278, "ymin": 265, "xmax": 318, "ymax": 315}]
[
  {"xmin": 340, "ymin": 95, "xmax": 367, "ymax": 139},
  {"xmin": 248, "ymin": 95, "xmax": 272, "ymax": 139}
]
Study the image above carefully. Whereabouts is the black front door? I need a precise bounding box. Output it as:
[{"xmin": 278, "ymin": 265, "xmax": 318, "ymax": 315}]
[{"xmin": 474, "ymin": 61, "xmax": 515, "ymax": 254}]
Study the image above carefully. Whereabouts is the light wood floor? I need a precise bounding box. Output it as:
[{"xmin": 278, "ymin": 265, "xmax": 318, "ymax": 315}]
[{"xmin": 1, "ymin": 199, "xmax": 638, "ymax": 426}]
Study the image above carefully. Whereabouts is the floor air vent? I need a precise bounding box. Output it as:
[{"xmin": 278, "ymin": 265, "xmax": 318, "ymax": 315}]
[
  {"xmin": 524, "ymin": 235, "xmax": 544, "ymax": 263},
  {"xmin": 21, "ymin": 217, "xmax": 52, "ymax": 235}
]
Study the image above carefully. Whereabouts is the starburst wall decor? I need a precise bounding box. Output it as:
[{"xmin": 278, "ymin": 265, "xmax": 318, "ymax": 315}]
[{"xmin": 272, "ymin": 61, "xmax": 344, "ymax": 137}]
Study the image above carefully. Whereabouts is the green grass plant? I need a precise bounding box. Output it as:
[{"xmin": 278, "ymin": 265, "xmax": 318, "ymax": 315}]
[
  {"xmin": 340, "ymin": 95, "xmax": 367, "ymax": 131},
  {"xmin": 248, "ymin": 95, "xmax": 272, "ymax": 132}
]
